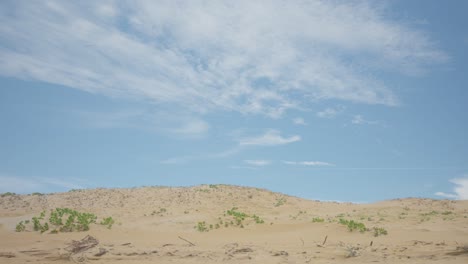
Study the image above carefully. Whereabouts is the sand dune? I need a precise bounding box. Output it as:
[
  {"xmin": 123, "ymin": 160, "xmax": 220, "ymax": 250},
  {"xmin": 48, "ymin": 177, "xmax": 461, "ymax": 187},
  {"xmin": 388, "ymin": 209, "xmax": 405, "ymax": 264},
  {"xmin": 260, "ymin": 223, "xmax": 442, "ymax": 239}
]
[{"xmin": 1, "ymin": 184, "xmax": 467, "ymax": 263}]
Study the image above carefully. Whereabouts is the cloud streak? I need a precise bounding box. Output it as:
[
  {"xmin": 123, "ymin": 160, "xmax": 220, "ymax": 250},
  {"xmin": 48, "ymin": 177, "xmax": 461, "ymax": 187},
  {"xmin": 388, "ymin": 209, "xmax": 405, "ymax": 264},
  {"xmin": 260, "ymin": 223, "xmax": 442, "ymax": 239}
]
[
  {"xmin": 283, "ymin": 161, "xmax": 334, "ymax": 166},
  {"xmin": 244, "ymin": 160, "xmax": 271, "ymax": 166},
  {"xmin": 0, "ymin": 1, "xmax": 447, "ymax": 117},
  {"xmin": 239, "ymin": 130, "xmax": 301, "ymax": 146}
]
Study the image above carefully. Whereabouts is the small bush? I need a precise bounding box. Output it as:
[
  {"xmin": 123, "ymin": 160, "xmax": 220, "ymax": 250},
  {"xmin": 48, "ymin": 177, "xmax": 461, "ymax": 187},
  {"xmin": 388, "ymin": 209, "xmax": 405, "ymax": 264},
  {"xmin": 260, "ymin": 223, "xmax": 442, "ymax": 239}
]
[
  {"xmin": 339, "ymin": 219, "xmax": 367, "ymax": 233},
  {"xmin": 274, "ymin": 197, "xmax": 287, "ymax": 207},
  {"xmin": 312, "ymin": 217, "xmax": 325, "ymax": 223},
  {"xmin": 100, "ymin": 217, "xmax": 115, "ymax": 229},
  {"xmin": 16, "ymin": 221, "xmax": 26, "ymax": 232},
  {"xmin": 373, "ymin": 227, "xmax": 388, "ymax": 237},
  {"xmin": 16, "ymin": 208, "xmax": 111, "ymax": 234},
  {"xmin": 195, "ymin": 221, "xmax": 208, "ymax": 232},
  {"xmin": 0, "ymin": 192, "xmax": 16, "ymax": 197}
]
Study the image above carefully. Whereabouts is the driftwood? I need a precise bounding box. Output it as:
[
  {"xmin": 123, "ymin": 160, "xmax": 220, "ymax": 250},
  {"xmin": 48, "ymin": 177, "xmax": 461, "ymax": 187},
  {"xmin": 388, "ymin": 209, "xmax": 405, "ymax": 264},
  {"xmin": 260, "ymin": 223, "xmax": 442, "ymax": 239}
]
[
  {"xmin": 322, "ymin": 235, "xmax": 328, "ymax": 245},
  {"xmin": 178, "ymin": 236, "xmax": 196, "ymax": 246},
  {"xmin": 65, "ymin": 235, "xmax": 99, "ymax": 255}
]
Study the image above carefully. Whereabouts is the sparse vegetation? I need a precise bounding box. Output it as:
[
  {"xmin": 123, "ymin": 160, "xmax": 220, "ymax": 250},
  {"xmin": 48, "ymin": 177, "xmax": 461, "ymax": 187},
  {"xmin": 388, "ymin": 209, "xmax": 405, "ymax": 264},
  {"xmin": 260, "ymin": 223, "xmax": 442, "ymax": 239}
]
[
  {"xmin": 195, "ymin": 207, "xmax": 265, "ymax": 232},
  {"xmin": 16, "ymin": 208, "xmax": 114, "ymax": 234},
  {"xmin": 16, "ymin": 221, "xmax": 26, "ymax": 232},
  {"xmin": 312, "ymin": 217, "xmax": 325, "ymax": 223},
  {"xmin": 373, "ymin": 227, "xmax": 388, "ymax": 237},
  {"xmin": 100, "ymin": 217, "xmax": 115, "ymax": 229},
  {"xmin": 209, "ymin": 184, "xmax": 218, "ymax": 189},
  {"xmin": 151, "ymin": 208, "xmax": 167, "ymax": 216},
  {"xmin": 195, "ymin": 221, "xmax": 208, "ymax": 232},
  {"xmin": 1, "ymin": 192, "xmax": 16, "ymax": 197},
  {"xmin": 31, "ymin": 192, "xmax": 44, "ymax": 196},
  {"xmin": 274, "ymin": 197, "xmax": 287, "ymax": 207},
  {"xmin": 339, "ymin": 219, "xmax": 368, "ymax": 233}
]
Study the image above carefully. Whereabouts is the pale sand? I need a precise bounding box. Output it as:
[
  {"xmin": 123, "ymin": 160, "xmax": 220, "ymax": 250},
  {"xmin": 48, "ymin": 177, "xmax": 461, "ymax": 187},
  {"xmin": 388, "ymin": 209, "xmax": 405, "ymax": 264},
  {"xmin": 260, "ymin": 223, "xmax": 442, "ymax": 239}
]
[{"xmin": 1, "ymin": 184, "xmax": 467, "ymax": 263}]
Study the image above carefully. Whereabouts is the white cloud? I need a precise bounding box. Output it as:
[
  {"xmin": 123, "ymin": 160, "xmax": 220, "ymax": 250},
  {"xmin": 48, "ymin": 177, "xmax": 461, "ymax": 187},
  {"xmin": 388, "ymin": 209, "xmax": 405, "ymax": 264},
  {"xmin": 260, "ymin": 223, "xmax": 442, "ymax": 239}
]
[
  {"xmin": 434, "ymin": 192, "xmax": 458, "ymax": 199},
  {"xmin": 0, "ymin": 1, "xmax": 447, "ymax": 117},
  {"xmin": 239, "ymin": 130, "xmax": 301, "ymax": 146},
  {"xmin": 351, "ymin": 114, "xmax": 380, "ymax": 125},
  {"xmin": 244, "ymin": 160, "xmax": 271, "ymax": 166},
  {"xmin": 283, "ymin": 161, "xmax": 334, "ymax": 166},
  {"xmin": 435, "ymin": 176, "xmax": 468, "ymax": 200},
  {"xmin": 76, "ymin": 109, "xmax": 209, "ymax": 138},
  {"xmin": 161, "ymin": 146, "xmax": 242, "ymax": 164},
  {"xmin": 171, "ymin": 119, "xmax": 210, "ymax": 138},
  {"xmin": 316, "ymin": 106, "xmax": 345, "ymax": 119},
  {"xmin": 0, "ymin": 175, "xmax": 85, "ymax": 194},
  {"xmin": 293, "ymin": 117, "xmax": 307, "ymax": 125}
]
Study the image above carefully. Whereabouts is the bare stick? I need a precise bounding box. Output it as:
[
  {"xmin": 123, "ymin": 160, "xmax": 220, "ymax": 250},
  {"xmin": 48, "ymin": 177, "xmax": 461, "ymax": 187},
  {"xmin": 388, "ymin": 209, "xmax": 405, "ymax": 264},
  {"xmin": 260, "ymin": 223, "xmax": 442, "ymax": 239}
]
[
  {"xmin": 300, "ymin": 238, "xmax": 304, "ymax": 246},
  {"xmin": 322, "ymin": 235, "xmax": 328, "ymax": 246},
  {"xmin": 178, "ymin": 236, "xmax": 196, "ymax": 246}
]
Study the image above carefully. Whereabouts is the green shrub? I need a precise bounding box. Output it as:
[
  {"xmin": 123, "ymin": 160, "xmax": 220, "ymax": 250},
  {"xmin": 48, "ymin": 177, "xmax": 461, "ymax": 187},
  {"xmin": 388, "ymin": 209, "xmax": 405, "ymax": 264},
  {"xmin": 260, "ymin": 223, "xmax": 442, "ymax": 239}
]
[
  {"xmin": 274, "ymin": 197, "xmax": 286, "ymax": 207},
  {"xmin": 195, "ymin": 221, "xmax": 208, "ymax": 232},
  {"xmin": 0, "ymin": 192, "xmax": 16, "ymax": 197},
  {"xmin": 16, "ymin": 221, "xmax": 26, "ymax": 232},
  {"xmin": 373, "ymin": 227, "xmax": 388, "ymax": 237},
  {"xmin": 100, "ymin": 217, "xmax": 115, "ymax": 229},
  {"xmin": 312, "ymin": 217, "xmax": 325, "ymax": 223},
  {"xmin": 16, "ymin": 208, "xmax": 109, "ymax": 234},
  {"xmin": 339, "ymin": 219, "xmax": 367, "ymax": 233}
]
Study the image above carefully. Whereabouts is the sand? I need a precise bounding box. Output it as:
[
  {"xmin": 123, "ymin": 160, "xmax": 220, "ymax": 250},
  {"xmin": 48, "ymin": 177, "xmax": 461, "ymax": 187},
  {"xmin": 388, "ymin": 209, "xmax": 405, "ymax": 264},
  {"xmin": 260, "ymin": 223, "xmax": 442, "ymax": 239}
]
[{"xmin": 1, "ymin": 184, "xmax": 467, "ymax": 263}]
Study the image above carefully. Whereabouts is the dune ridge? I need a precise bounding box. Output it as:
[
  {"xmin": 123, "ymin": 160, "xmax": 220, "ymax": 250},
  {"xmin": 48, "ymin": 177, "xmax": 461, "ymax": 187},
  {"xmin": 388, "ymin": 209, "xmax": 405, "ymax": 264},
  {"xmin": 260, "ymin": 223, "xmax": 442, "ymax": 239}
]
[{"xmin": 1, "ymin": 184, "xmax": 467, "ymax": 263}]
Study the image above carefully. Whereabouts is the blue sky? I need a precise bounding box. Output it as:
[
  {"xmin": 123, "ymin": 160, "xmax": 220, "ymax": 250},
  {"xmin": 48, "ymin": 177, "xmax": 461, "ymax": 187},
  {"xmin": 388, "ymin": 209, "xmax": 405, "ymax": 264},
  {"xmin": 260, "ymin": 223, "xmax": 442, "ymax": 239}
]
[{"xmin": 1, "ymin": 0, "xmax": 467, "ymax": 202}]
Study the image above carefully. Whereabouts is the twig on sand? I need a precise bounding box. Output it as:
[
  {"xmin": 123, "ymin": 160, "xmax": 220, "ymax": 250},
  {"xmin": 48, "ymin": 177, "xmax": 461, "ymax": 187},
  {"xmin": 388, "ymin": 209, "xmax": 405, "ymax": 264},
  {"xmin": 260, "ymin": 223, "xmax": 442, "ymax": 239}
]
[
  {"xmin": 178, "ymin": 236, "xmax": 196, "ymax": 246},
  {"xmin": 322, "ymin": 235, "xmax": 328, "ymax": 246},
  {"xmin": 65, "ymin": 235, "xmax": 99, "ymax": 263},
  {"xmin": 300, "ymin": 238, "xmax": 304, "ymax": 246},
  {"xmin": 65, "ymin": 235, "xmax": 99, "ymax": 255}
]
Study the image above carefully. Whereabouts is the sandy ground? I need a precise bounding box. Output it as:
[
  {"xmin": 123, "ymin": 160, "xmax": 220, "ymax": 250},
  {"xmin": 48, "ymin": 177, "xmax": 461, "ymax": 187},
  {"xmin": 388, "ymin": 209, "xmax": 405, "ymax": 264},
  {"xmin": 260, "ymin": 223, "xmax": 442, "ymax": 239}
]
[{"xmin": 1, "ymin": 184, "xmax": 467, "ymax": 263}]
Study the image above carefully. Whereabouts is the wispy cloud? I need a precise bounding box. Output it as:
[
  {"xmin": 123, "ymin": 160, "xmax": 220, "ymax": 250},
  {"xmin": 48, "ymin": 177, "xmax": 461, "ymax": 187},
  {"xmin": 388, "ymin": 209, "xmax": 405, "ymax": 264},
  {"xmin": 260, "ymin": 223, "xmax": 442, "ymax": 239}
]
[
  {"xmin": 244, "ymin": 160, "xmax": 271, "ymax": 166},
  {"xmin": 0, "ymin": 175, "xmax": 86, "ymax": 194},
  {"xmin": 316, "ymin": 106, "xmax": 345, "ymax": 119},
  {"xmin": 351, "ymin": 115, "xmax": 381, "ymax": 125},
  {"xmin": 239, "ymin": 130, "xmax": 301, "ymax": 146},
  {"xmin": 293, "ymin": 117, "xmax": 307, "ymax": 125},
  {"xmin": 76, "ymin": 109, "xmax": 209, "ymax": 138},
  {"xmin": 170, "ymin": 119, "xmax": 210, "ymax": 138},
  {"xmin": 0, "ymin": 1, "xmax": 447, "ymax": 117},
  {"xmin": 435, "ymin": 176, "xmax": 468, "ymax": 200},
  {"xmin": 283, "ymin": 161, "xmax": 334, "ymax": 166},
  {"xmin": 160, "ymin": 146, "xmax": 242, "ymax": 164}
]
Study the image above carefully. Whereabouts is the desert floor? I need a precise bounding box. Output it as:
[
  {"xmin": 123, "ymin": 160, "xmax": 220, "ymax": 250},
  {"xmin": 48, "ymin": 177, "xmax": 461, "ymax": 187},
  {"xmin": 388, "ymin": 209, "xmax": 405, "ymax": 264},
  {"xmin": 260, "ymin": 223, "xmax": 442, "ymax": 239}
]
[{"xmin": 1, "ymin": 184, "xmax": 467, "ymax": 263}]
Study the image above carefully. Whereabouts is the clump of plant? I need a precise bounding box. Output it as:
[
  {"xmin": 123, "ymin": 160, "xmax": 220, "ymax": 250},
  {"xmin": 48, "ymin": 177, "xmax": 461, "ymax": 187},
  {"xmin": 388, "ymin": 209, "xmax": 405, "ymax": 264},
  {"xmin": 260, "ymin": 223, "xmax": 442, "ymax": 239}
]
[
  {"xmin": 195, "ymin": 221, "xmax": 208, "ymax": 232},
  {"xmin": 312, "ymin": 217, "xmax": 325, "ymax": 223},
  {"xmin": 195, "ymin": 207, "xmax": 265, "ymax": 232},
  {"xmin": 1, "ymin": 192, "xmax": 16, "ymax": 197},
  {"xmin": 16, "ymin": 221, "xmax": 26, "ymax": 232},
  {"xmin": 373, "ymin": 227, "xmax": 388, "ymax": 237},
  {"xmin": 15, "ymin": 208, "xmax": 114, "ymax": 234},
  {"xmin": 100, "ymin": 217, "xmax": 115, "ymax": 229},
  {"xmin": 209, "ymin": 184, "xmax": 218, "ymax": 189},
  {"xmin": 338, "ymin": 218, "xmax": 389, "ymax": 236},
  {"xmin": 274, "ymin": 197, "xmax": 287, "ymax": 207},
  {"xmin": 252, "ymin": 214, "xmax": 265, "ymax": 224},
  {"xmin": 151, "ymin": 208, "xmax": 167, "ymax": 216},
  {"xmin": 339, "ymin": 219, "xmax": 368, "ymax": 233}
]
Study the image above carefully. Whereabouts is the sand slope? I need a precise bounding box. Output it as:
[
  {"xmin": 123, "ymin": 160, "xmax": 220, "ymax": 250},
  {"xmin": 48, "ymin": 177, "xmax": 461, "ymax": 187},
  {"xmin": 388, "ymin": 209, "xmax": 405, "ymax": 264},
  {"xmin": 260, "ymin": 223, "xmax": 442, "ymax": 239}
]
[{"xmin": 1, "ymin": 184, "xmax": 467, "ymax": 263}]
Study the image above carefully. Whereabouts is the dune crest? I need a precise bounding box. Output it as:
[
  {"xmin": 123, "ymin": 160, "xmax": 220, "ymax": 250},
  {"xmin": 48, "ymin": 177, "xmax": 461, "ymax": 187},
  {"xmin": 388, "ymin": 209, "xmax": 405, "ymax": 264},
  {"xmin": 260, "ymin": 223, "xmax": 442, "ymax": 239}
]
[{"xmin": 1, "ymin": 185, "xmax": 467, "ymax": 263}]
